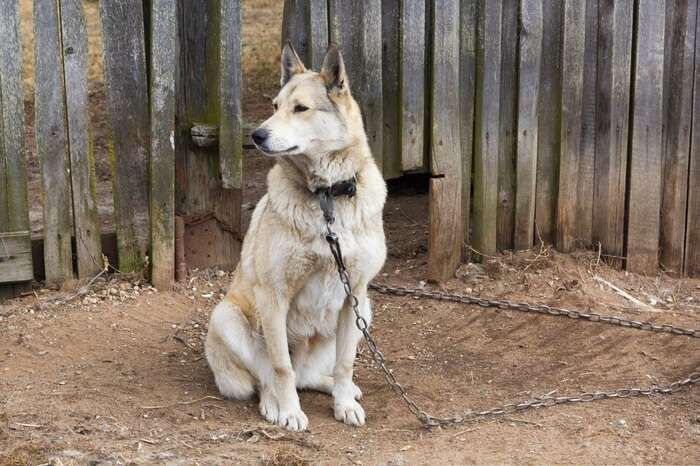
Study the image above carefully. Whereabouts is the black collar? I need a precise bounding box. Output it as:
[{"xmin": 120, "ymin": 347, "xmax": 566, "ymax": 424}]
[{"xmin": 315, "ymin": 176, "xmax": 357, "ymax": 224}]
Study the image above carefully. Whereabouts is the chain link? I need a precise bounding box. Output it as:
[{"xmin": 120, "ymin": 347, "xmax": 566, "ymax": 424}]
[{"xmin": 324, "ymin": 221, "xmax": 700, "ymax": 427}]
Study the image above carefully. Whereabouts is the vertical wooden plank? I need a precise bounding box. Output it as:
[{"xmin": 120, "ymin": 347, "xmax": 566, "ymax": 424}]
[
  {"xmin": 428, "ymin": 0, "xmax": 462, "ymax": 281},
  {"xmin": 399, "ymin": 0, "xmax": 426, "ymax": 172},
  {"xmin": 382, "ymin": 0, "xmax": 402, "ymax": 179},
  {"xmin": 497, "ymin": 1, "xmax": 518, "ymax": 250},
  {"xmin": 514, "ymin": 0, "xmax": 543, "ymax": 250},
  {"xmin": 329, "ymin": 1, "xmax": 383, "ymax": 170},
  {"xmin": 219, "ymin": 0, "xmax": 242, "ymax": 189},
  {"xmin": 34, "ymin": 0, "xmax": 74, "ymax": 282},
  {"xmin": 660, "ymin": 0, "xmax": 697, "ymax": 274},
  {"xmin": 150, "ymin": 0, "xmax": 177, "ymax": 289},
  {"xmin": 593, "ymin": 0, "xmax": 634, "ymax": 266},
  {"xmin": 626, "ymin": 0, "xmax": 666, "ymax": 274},
  {"xmin": 472, "ymin": 0, "xmax": 501, "ymax": 257},
  {"xmin": 59, "ymin": 0, "xmax": 102, "ymax": 277},
  {"xmin": 556, "ymin": 0, "xmax": 585, "ymax": 252},
  {"xmin": 308, "ymin": 0, "xmax": 328, "ymax": 70},
  {"xmin": 100, "ymin": 0, "xmax": 151, "ymax": 273},
  {"xmin": 535, "ymin": 0, "xmax": 563, "ymax": 244},
  {"xmin": 282, "ymin": 0, "xmax": 310, "ymax": 61},
  {"xmin": 459, "ymin": 0, "xmax": 478, "ymax": 255},
  {"xmin": 685, "ymin": 1, "xmax": 700, "ymax": 276}
]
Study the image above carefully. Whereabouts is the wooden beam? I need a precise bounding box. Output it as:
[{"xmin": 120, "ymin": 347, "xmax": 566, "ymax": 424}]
[
  {"xmin": 219, "ymin": 0, "xmax": 242, "ymax": 189},
  {"xmin": 685, "ymin": 0, "xmax": 700, "ymax": 276},
  {"xmin": 382, "ymin": 0, "xmax": 402, "ymax": 179}
]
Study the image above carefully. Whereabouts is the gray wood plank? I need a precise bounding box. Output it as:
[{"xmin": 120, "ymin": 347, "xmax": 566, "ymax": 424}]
[
  {"xmin": 382, "ymin": 0, "xmax": 402, "ymax": 179},
  {"xmin": 593, "ymin": 0, "xmax": 633, "ymax": 266},
  {"xmin": 428, "ymin": 0, "xmax": 462, "ymax": 281},
  {"xmin": 282, "ymin": 0, "xmax": 310, "ymax": 62},
  {"xmin": 626, "ymin": 0, "xmax": 666, "ymax": 274},
  {"xmin": 399, "ymin": 0, "xmax": 426, "ymax": 172},
  {"xmin": 0, "ymin": 232, "xmax": 33, "ymax": 283},
  {"xmin": 514, "ymin": 0, "xmax": 543, "ymax": 250},
  {"xmin": 100, "ymin": 0, "xmax": 151, "ymax": 273},
  {"xmin": 659, "ymin": 0, "xmax": 697, "ymax": 275},
  {"xmin": 556, "ymin": 0, "xmax": 585, "ymax": 252},
  {"xmin": 34, "ymin": 0, "xmax": 74, "ymax": 282},
  {"xmin": 219, "ymin": 0, "xmax": 242, "ymax": 189},
  {"xmin": 535, "ymin": 0, "xmax": 563, "ymax": 244},
  {"xmin": 308, "ymin": 0, "xmax": 328, "ymax": 70},
  {"xmin": 150, "ymin": 0, "xmax": 177, "ymax": 289},
  {"xmin": 685, "ymin": 0, "xmax": 700, "ymax": 276},
  {"xmin": 472, "ymin": 0, "xmax": 502, "ymax": 257},
  {"xmin": 59, "ymin": 0, "xmax": 102, "ymax": 277}
]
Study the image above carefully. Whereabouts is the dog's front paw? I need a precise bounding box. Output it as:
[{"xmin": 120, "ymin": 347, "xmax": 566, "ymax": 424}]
[
  {"xmin": 334, "ymin": 399, "xmax": 366, "ymax": 426},
  {"xmin": 277, "ymin": 408, "xmax": 309, "ymax": 431},
  {"xmin": 259, "ymin": 393, "xmax": 279, "ymax": 424}
]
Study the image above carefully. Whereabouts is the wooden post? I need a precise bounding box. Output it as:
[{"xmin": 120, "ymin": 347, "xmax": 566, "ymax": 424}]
[
  {"xmin": 535, "ymin": 0, "xmax": 563, "ymax": 244},
  {"xmin": 514, "ymin": 0, "xmax": 543, "ymax": 250},
  {"xmin": 459, "ymin": 0, "xmax": 478, "ymax": 257},
  {"xmin": 100, "ymin": 0, "xmax": 151, "ymax": 273},
  {"xmin": 219, "ymin": 0, "xmax": 242, "ymax": 190},
  {"xmin": 593, "ymin": 0, "xmax": 633, "ymax": 267},
  {"xmin": 428, "ymin": 0, "xmax": 462, "ymax": 281},
  {"xmin": 659, "ymin": 0, "xmax": 697, "ymax": 275},
  {"xmin": 149, "ymin": 0, "xmax": 177, "ymax": 289},
  {"xmin": 382, "ymin": 0, "xmax": 402, "ymax": 179},
  {"xmin": 626, "ymin": 0, "xmax": 666, "ymax": 274},
  {"xmin": 34, "ymin": 0, "xmax": 74, "ymax": 283},
  {"xmin": 472, "ymin": 0, "xmax": 501, "ymax": 258},
  {"xmin": 685, "ymin": 0, "xmax": 700, "ymax": 277}
]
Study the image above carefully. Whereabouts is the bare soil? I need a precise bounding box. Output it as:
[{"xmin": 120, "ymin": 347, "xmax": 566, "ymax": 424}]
[{"xmin": 5, "ymin": 1, "xmax": 700, "ymax": 465}]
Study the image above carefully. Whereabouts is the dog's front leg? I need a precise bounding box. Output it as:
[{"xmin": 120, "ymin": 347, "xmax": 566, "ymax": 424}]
[
  {"xmin": 333, "ymin": 286, "xmax": 371, "ymax": 426},
  {"xmin": 257, "ymin": 290, "xmax": 308, "ymax": 431}
]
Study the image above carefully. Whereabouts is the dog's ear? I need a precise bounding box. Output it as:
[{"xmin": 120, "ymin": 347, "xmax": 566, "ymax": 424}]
[
  {"xmin": 281, "ymin": 42, "xmax": 306, "ymax": 86},
  {"xmin": 320, "ymin": 45, "xmax": 349, "ymax": 95}
]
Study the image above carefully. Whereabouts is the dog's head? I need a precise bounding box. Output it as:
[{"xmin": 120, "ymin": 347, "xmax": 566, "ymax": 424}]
[{"xmin": 251, "ymin": 43, "xmax": 359, "ymax": 158}]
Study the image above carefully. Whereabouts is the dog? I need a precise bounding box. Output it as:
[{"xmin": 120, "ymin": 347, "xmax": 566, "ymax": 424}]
[{"xmin": 205, "ymin": 43, "xmax": 387, "ymax": 431}]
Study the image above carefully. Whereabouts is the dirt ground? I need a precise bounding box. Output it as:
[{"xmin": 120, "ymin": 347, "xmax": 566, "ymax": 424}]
[{"xmin": 5, "ymin": 1, "xmax": 700, "ymax": 465}]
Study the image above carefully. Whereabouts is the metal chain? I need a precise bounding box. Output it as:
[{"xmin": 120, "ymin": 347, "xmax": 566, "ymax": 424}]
[{"xmin": 324, "ymin": 222, "xmax": 700, "ymax": 427}]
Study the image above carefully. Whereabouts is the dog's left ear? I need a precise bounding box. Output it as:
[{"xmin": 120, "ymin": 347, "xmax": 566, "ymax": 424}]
[
  {"xmin": 281, "ymin": 42, "xmax": 306, "ymax": 86},
  {"xmin": 321, "ymin": 45, "xmax": 349, "ymax": 95}
]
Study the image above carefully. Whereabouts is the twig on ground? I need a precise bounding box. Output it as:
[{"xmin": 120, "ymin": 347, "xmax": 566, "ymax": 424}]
[
  {"xmin": 593, "ymin": 275, "xmax": 662, "ymax": 312},
  {"xmin": 451, "ymin": 427, "xmax": 478, "ymax": 438},
  {"xmin": 141, "ymin": 395, "xmax": 224, "ymax": 410},
  {"xmin": 503, "ymin": 417, "xmax": 546, "ymax": 428},
  {"xmin": 173, "ymin": 329, "xmax": 198, "ymax": 352}
]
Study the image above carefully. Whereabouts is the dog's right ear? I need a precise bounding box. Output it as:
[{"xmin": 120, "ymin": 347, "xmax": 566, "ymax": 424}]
[
  {"xmin": 280, "ymin": 42, "xmax": 306, "ymax": 86},
  {"xmin": 320, "ymin": 45, "xmax": 349, "ymax": 95}
]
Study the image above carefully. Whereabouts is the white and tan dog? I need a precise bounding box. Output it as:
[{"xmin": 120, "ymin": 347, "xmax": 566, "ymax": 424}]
[{"xmin": 205, "ymin": 43, "xmax": 387, "ymax": 431}]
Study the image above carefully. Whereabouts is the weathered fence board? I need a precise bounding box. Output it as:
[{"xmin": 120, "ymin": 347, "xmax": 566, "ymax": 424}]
[
  {"xmin": 535, "ymin": 0, "xmax": 563, "ymax": 244},
  {"xmin": 34, "ymin": 0, "xmax": 74, "ymax": 282},
  {"xmin": 593, "ymin": 0, "xmax": 633, "ymax": 266},
  {"xmin": 0, "ymin": 232, "xmax": 33, "ymax": 283},
  {"xmin": 556, "ymin": 0, "xmax": 586, "ymax": 252},
  {"xmin": 472, "ymin": 0, "xmax": 501, "ymax": 257},
  {"xmin": 626, "ymin": 0, "xmax": 666, "ymax": 274},
  {"xmin": 219, "ymin": 0, "xmax": 242, "ymax": 189},
  {"xmin": 428, "ymin": 0, "xmax": 461, "ymax": 281},
  {"xmin": 100, "ymin": 0, "xmax": 151, "ymax": 273},
  {"xmin": 381, "ymin": 0, "xmax": 402, "ymax": 179},
  {"xmin": 686, "ymin": 4, "xmax": 700, "ymax": 276},
  {"xmin": 149, "ymin": 0, "xmax": 177, "ymax": 289},
  {"xmin": 399, "ymin": 0, "xmax": 425, "ymax": 172},
  {"xmin": 281, "ymin": 0, "xmax": 328, "ymax": 71},
  {"xmin": 459, "ymin": 0, "xmax": 478, "ymax": 256},
  {"xmin": 329, "ymin": 1, "xmax": 383, "ymax": 171},
  {"xmin": 59, "ymin": 0, "xmax": 102, "ymax": 278},
  {"xmin": 514, "ymin": 0, "xmax": 543, "ymax": 250},
  {"xmin": 659, "ymin": 0, "xmax": 697, "ymax": 275},
  {"xmin": 497, "ymin": 1, "xmax": 518, "ymax": 251}
]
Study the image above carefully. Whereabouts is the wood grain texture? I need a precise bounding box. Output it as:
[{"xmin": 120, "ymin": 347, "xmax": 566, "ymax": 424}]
[
  {"xmin": 329, "ymin": 1, "xmax": 383, "ymax": 171},
  {"xmin": 593, "ymin": 0, "xmax": 633, "ymax": 266},
  {"xmin": 307, "ymin": 0, "xmax": 328, "ymax": 70},
  {"xmin": 381, "ymin": 0, "xmax": 402, "ymax": 179},
  {"xmin": 281, "ymin": 0, "xmax": 310, "ymax": 61},
  {"xmin": 219, "ymin": 0, "xmax": 242, "ymax": 189},
  {"xmin": 59, "ymin": 0, "xmax": 102, "ymax": 277},
  {"xmin": 100, "ymin": 0, "xmax": 151, "ymax": 273},
  {"xmin": 150, "ymin": 0, "xmax": 177, "ymax": 289},
  {"xmin": 556, "ymin": 0, "xmax": 585, "ymax": 252},
  {"xmin": 626, "ymin": 0, "xmax": 666, "ymax": 274},
  {"xmin": 514, "ymin": 0, "xmax": 543, "ymax": 250},
  {"xmin": 497, "ymin": 0, "xmax": 517, "ymax": 251},
  {"xmin": 472, "ymin": 0, "xmax": 501, "ymax": 257},
  {"xmin": 685, "ymin": 1, "xmax": 700, "ymax": 276},
  {"xmin": 535, "ymin": 0, "xmax": 563, "ymax": 244},
  {"xmin": 399, "ymin": 0, "xmax": 426, "ymax": 172},
  {"xmin": 0, "ymin": 232, "xmax": 33, "ymax": 283},
  {"xmin": 34, "ymin": 0, "xmax": 73, "ymax": 282},
  {"xmin": 659, "ymin": 0, "xmax": 697, "ymax": 274},
  {"xmin": 459, "ymin": 0, "xmax": 477, "ymax": 256}
]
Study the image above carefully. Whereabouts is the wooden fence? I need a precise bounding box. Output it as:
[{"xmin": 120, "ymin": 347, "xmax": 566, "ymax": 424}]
[
  {"xmin": 0, "ymin": 0, "xmax": 243, "ymax": 297},
  {"xmin": 282, "ymin": 0, "xmax": 700, "ymax": 280}
]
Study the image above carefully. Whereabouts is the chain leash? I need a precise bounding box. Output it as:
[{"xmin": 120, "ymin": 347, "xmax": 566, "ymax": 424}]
[{"xmin": 323, "ymin": 218, "xmax": 700, "ymax": 427}]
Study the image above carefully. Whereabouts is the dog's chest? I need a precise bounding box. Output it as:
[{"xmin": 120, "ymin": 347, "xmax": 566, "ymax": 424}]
[{"xmin": 287, "ymin": 268, "xmax": 346, "ymax": 341}]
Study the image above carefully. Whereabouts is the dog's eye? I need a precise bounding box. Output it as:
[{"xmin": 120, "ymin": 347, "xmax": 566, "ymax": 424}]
[{"xmin": 294, "ymin": 104, "xmax": 309, "ymax": 113}]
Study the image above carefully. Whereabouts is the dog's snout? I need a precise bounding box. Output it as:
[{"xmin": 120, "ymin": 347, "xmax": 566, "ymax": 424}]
[{"xmin": 251, "ymin": 128, "xmax": 269, "ymax": 145}]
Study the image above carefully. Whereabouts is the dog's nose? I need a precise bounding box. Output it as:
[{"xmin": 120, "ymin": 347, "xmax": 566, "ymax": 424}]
[{"xmin": 251, "ymin": 128, "xmax": 269, "ymax": 145}]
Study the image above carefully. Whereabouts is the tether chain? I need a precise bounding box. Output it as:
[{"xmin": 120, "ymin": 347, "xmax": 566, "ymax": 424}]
[{"xmin": 322, "ymin": 214, "xmax": 700, "ymax": 427}]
